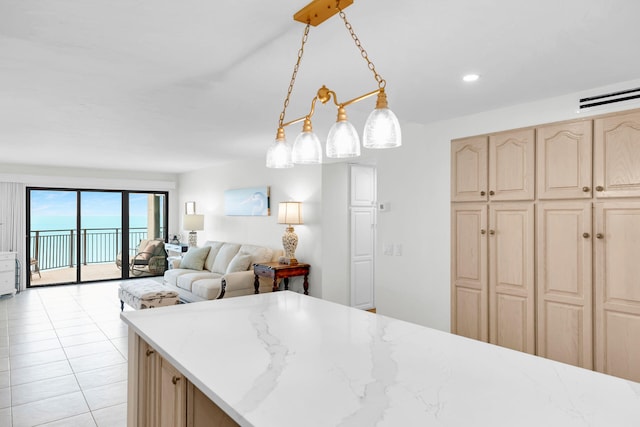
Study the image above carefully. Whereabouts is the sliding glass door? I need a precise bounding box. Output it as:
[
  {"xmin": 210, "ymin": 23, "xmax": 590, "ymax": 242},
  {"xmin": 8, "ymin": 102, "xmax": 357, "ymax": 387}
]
[{"xmin": 27, "ymin": 188, "xmax": 168, "ymax": 287}]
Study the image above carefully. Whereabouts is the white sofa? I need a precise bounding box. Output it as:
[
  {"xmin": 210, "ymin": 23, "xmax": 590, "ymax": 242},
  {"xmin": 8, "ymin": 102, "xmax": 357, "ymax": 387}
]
[{"xmin": 163, "ymin": 241, "xmax": 282, "ymax": 302}]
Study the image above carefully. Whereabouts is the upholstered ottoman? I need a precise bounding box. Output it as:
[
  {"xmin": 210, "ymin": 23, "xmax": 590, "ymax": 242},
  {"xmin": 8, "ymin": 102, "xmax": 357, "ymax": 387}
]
[{"xmin": 119, "ymin": 280, "xmax": 180, "ymax": 310}]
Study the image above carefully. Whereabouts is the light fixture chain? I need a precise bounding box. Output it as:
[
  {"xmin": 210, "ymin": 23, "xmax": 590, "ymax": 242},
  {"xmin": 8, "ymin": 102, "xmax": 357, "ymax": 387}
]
[
  {"xmin": 279, "ymin": 23, "xmax": 311, "ymax": 128},
  {"xmin": 338, "ymin": 8, "xmax": 386, "ymax": 89}
]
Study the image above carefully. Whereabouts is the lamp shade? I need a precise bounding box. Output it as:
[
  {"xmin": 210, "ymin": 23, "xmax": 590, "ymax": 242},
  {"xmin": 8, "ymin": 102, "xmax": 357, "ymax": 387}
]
[
  {"xmin": 277, "ymin": 202, "xmax": 303, "ymax": 225},
  {"xmin": 183, "ymin": 214, "xmax": 204, "ymax": 231}
]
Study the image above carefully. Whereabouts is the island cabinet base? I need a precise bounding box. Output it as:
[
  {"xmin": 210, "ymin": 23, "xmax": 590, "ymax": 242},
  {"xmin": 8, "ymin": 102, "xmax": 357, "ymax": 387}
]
[{"xmin": 127, "ymin": 329, "xmax": 239, "ymax": 427}]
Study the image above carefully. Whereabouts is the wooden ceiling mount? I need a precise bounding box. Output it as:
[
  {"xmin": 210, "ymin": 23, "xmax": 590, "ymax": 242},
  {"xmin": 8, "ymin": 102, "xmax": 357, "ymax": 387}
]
[{"xmin": 293, "ymin": 0, "xmax": 354, "ymax": 26}]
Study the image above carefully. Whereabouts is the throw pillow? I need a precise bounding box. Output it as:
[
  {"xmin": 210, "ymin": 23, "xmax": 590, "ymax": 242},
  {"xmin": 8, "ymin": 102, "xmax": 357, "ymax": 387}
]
[
  {"xmin": 226, "ymin": 253, "xmax": 253, "ymax": 274},
  {"xmin": 139, "ymin": 240, "xmax": 161, "ymax": 260},
  {"xmin": 180, "ymin": 246, "xmax": 211, "ymax": 271}
]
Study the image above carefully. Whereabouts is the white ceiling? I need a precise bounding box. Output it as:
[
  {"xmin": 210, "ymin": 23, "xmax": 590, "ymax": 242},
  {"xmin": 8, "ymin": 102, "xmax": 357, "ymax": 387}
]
[{"xmin": 1, "ymin": 0, "xmax": 640, "ymax": 173}]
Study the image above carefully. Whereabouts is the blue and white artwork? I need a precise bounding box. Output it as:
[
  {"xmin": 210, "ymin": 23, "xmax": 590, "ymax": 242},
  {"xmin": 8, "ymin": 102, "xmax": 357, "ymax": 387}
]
[{"xmin": 224, "ymin": 186, "xmax": 270, "ymax": 216}]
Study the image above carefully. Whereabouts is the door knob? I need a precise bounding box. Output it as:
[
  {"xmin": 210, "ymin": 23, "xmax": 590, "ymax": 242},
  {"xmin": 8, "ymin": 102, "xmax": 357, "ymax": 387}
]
[
  {"xmin": 596, "ymin": 233, "xmax": 604, "ymax": 239},
  {"xmin": 481, "ymin": 229, "xmax": 486, "ymax": 235},
  {"xmin": 480, "ymin": 191, "xmax": 486, "ymax": 196},
  {"xmin": 582, "ymin": 186, "xmax": 590, "ymax": 192},
  {"xmin": 489, "ymin": 190, "xmax": 495, "ymax": 196},
  {"xmin": 489, "ymin": 230, "xmax": 495, "ymax": 235},
  {"xmin": 146, "ymin": 349, "xmax": 155, "ymax": 357},
  {"xmin": 583, "ymin": 232, "xmax": 590, "ymax": 238},
  {"xmin": 172, "ymin": 376, "xmax": 181, "ymax": 385},
  {"xmin": 596, "ymin": 186, "xmax": 604, "ymax": 192}
]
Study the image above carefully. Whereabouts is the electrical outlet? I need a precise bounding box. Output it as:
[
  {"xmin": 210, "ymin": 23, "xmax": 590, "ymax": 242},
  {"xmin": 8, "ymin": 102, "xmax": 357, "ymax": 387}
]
[{"xmin": 383, "ymin": 244, "xmax": 394, "ymax": 255}]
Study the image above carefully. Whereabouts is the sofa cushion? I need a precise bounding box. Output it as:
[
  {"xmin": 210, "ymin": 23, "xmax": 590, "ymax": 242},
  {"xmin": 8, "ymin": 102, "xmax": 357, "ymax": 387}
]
[
  {"xmin": 163, "ymin": 268, "xmax": 194, "ymax": 286},
  {"xmin": 212, "ymin": 243, "xmax": 241, "ymax": 274},
  {"xmin": 192, "ymin": 278, "xmax": 223, "ymax": 300},
  {"xmin": 238, "ymin": 244, "xmax": 274, "ymax": 264},
  {"xmin": 180, "ymin": 246, "xmax": 211, "ymax": 271},
  {"xmin": 226, "ymin": 253, "xmax": 253, "ymax": 273},
  {"xmin": 203, "ymin": 241, "xmax": 225, "ymax": 272},
  {"xmin": 177, "ymin": 271, "xmax": 221, "ymax": 292}
]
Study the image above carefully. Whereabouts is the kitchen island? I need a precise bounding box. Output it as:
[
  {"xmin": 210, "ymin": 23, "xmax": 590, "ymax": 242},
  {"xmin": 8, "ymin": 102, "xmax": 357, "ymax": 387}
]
[{"xmin": 121, "ymin": 291, "xmax": 640, "ymax": 426}]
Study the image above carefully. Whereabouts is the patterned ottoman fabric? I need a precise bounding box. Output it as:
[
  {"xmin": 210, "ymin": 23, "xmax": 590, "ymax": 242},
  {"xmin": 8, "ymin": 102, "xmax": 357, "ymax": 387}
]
[{"xmin": 119, "ymin": 280, "xmax": 180, "ymax": 310}]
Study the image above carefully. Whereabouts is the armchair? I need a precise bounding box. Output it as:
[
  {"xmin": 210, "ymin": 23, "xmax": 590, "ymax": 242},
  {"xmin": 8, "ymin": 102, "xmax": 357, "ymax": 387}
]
[{"xmin": 116, "ymin": 239, "xmax": 167, "ymax": 277}]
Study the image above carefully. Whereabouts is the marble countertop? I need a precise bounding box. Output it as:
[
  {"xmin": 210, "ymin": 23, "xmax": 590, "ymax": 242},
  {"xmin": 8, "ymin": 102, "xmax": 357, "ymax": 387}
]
[{"xmin": 121, "ymin": 291, "xmax": 640, "ymax": 427}]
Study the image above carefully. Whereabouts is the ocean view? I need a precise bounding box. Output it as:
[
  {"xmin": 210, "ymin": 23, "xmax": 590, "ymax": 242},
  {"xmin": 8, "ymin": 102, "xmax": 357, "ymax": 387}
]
[{"xmin": 28, "ymin": 190, "xmax": 166, "ymax": 270}]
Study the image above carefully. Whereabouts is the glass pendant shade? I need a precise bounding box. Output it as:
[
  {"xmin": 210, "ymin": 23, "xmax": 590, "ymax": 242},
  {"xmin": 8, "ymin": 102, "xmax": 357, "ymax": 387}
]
[
  {"xmin": 326, "ymin": 121, "xmax": 360, "ymax": 158},
  {"xmin": 292, "ymin": 131, "xmax": 322, "ymax": 164},
  {"xmin": 266, "ymin": 137, "xmax": 293, "ymax": 169},
  {"xmin": 363, "ymin": 107, "xmax": 402, "ymax": 149}
]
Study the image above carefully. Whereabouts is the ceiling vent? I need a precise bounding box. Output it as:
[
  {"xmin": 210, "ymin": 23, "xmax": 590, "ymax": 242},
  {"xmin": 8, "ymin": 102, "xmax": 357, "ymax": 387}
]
[{"xmin": 579, "ymin": 87, "xmax": 640, "ymax": 109}]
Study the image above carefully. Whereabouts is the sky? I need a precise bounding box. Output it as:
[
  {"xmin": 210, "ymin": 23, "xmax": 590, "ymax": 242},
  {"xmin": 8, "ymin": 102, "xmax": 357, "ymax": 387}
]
[{"xmin": 30, "ymin": 190, "xmax": 151, "ymax": 217}]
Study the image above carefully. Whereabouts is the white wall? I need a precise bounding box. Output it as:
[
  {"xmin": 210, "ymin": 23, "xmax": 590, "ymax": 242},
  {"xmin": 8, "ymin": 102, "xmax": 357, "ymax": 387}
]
[{"xmin": 178, "ymin": 158, "xmax": 323, "ymax": 297}]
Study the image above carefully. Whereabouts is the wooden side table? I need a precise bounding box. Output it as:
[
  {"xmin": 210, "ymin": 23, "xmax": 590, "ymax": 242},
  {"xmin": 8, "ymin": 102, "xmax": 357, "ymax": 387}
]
[{"xmin": 253, "ymin": 262, "xmax": 310, "ymax": 295}]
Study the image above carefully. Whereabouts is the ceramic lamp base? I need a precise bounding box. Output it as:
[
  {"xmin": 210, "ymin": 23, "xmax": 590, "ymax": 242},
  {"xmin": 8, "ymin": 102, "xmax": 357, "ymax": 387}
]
[
  {"xmin": 188, "ymin": 231, "xmax": 198, "ymax": 247},
  {"xmin": 281, "ymin": 226, "xmax": 299, "ymax": 265}
]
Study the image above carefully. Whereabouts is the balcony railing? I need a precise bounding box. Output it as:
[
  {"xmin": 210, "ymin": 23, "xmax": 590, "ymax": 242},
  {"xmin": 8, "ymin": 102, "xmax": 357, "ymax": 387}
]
[{"xmin": 30, "ymin": 227, "xmax": 164, "ymax": 271}]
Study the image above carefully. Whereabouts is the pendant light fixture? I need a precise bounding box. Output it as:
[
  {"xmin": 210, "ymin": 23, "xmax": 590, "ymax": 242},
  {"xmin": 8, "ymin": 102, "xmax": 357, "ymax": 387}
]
[{"xmin": 266, "ymin": 0, "xmax": 401, "ymax": 168}]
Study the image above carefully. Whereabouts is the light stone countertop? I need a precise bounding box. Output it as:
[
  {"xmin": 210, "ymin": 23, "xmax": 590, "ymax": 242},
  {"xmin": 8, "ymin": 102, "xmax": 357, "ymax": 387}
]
[{"xmin": 121, "ymin": 291, "xmax": 640, "ymax": 427}]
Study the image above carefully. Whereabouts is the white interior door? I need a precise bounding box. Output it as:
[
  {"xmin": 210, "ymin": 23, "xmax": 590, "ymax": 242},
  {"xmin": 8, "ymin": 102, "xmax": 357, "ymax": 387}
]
[{"xmin": 350, "ymin": 164, "xmax": 376, "ymax": 310}]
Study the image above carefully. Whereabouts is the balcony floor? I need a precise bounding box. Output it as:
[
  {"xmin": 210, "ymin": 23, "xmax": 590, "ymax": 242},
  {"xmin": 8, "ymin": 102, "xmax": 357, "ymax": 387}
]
[{"xmin": 29, "ymin": 263, "xmax": 162, "ymax": 286}]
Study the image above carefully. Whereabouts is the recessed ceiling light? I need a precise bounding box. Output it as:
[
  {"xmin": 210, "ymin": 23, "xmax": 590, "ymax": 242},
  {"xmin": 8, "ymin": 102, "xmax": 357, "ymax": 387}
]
[{"xmin": 463, "ymin": 74, "xmax": 480, "ymax": 82}]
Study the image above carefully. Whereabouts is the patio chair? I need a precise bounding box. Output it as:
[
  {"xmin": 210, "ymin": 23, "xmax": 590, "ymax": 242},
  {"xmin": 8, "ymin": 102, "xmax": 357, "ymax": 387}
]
[
  {"xmin": 30, "ymin": 258, "xmax": 41, "ymax": 279},
  {"xmin": 116, "ymin": 239, "xmax": 167, "ymax": 276}
]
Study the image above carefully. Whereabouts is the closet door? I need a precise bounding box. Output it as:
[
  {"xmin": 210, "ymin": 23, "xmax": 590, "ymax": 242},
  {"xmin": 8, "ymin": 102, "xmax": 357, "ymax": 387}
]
[
  {"xmin": 594, "ymin": 111, "xmax": 640, "ymax": 198},
  {"xmin": 451, "ymin": 136, "xmax": 488, "ymax": 202},
  {"xmin": 451, "ymin": 204, "xmax": 488, "ymax": 341},
  {"xmin": 489, "ymin": 129, "xmax": 535, "ymax": 201},
  {"xmin": 489, "ymin": 203, "xmax": 535, "ymax": 354},
  {"xmin": 537, "ymin": 121, "xmax": 592, "ymax": 200},
  {"xmin": 594, "ymin": 202, "xmax": 640, "ymax": 382},
  {"xmin": 536, "ymin": 202, "xmax": 592, "ymax": 369}
]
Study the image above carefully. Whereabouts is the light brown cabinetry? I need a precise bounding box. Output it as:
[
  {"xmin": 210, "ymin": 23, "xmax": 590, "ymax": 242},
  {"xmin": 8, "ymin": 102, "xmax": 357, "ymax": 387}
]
[
  {"xmin": 594, "ymin": 202, "xmax": 640, "ymax": 382},
  {"xmin": 452, "ymin": 107, "xmax": 640, "ymax": 383},
  {"xmin": 159, "ymin": 357, "xmax": 186, "ymax": 427},
  {"xmin": 536, "ymin": 202, "xmax": 592, "ymax": 369},
  {"xmin": 536, "ymin": 121, "xmax": 592, "ymax": 200},
  {"xmin": 451, "ymin": 136, "xmax": 488, "ymax": 202},
  {"xmin": 451, "ymin": 204, "xmax": 488, "ymax": 341},
  {"xmin": 594, "ymin": 111, "xmax": 640, "ymax": 198},
  {"xmin": 489, "ymin": 129, "xmax": 535, "ymax": 201},
  {"xmin": 488, "ymin": 203, "xmax": 535, "ymax": 354},
  {"xmin": 128, "ymin": 332, "xmax": 239, "ymax": 427}
]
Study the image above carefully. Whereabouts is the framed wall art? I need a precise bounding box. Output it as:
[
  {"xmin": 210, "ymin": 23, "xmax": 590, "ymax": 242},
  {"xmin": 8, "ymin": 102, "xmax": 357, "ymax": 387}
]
[{"xmin": 224, "ymin": 186, "xmax": 270, "ymax": 216}]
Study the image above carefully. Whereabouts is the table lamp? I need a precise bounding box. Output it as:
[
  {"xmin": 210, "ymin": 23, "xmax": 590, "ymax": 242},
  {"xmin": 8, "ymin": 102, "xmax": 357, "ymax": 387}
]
[
  {"xmin": 183, "ymin": 214, "xmax": 204, "ymax": 247},
  {"xmin": 277, "ymin": 202, "xmax": 302, "ymax": 265}
]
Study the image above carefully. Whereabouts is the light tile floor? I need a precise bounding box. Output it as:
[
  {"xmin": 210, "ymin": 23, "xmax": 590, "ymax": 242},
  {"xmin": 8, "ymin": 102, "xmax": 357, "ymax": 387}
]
[{"xmin": 0, "ymin": 281, "xmax": 135, "ymax": 426}]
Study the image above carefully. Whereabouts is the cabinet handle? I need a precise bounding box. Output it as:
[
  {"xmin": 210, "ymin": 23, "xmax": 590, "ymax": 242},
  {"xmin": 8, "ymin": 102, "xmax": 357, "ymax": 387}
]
[
  {"xmin": 172, "ymin": 376, "xmax": 181, "ymax": 385},
  {"xmin": 582, "ymin": 186, "xmax": 590, "ymax": 192},
  {"xmin": 480, "ymin": 229, "xmax": 486, "ymax": 235},
  {"xmin": 489, "ymin": 230, "xmax": 495, "ymax": 235},
  {"xmin": 596, "ymin": 233, "xmax": 604, "ymax": 239},
  {"xmin": 480, "ymin": 191, "xmax": 486, "ymax": 196},
  {"xmin": 596, "ymin": 186, "xmax": 604, "ymax": 192},
  {"xmin": 583, "ymin": 232, "xmax": 590, "ymax": 238},
  {"xmin": 145, "ymin": 349, "xmax": 155, "ymax": 357},
  {"xmin": 489, "ymin": 190, "xmax": 495, "ymax": 196}
]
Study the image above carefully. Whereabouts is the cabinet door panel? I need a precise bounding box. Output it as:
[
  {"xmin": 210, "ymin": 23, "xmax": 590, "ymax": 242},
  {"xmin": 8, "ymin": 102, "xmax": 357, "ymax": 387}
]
[
  {"xmin": 489, "ymin": 203, "xmax": 535, "ymax": 354},
  {"xmin": 451, "ymin": 137, "xmax": 488, "ymax": 202},
  {"xmin": 594, "ymin": 111, "xmax": 640, "ymax": 198},
  {"xmin": 159, "ymin": 357, "xmax": 186, "ymax": 427},
  {"xmin": 489, "ymin": 130, "xmax": 535, "ymax": 201},
  {"xmin": 595, "ymin": 202, "xmax": 640, "ymax": 382},
  {"xmin": 451, "ymin": 204, "xmax": 487, "ymax": 341},
  {"xmin": 536, "ymin": 202, "xmax": 592, "ymax": 368},
  {"xmin": 537, "ymin": 121, "xmax": 592, "ymax": 199}
]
